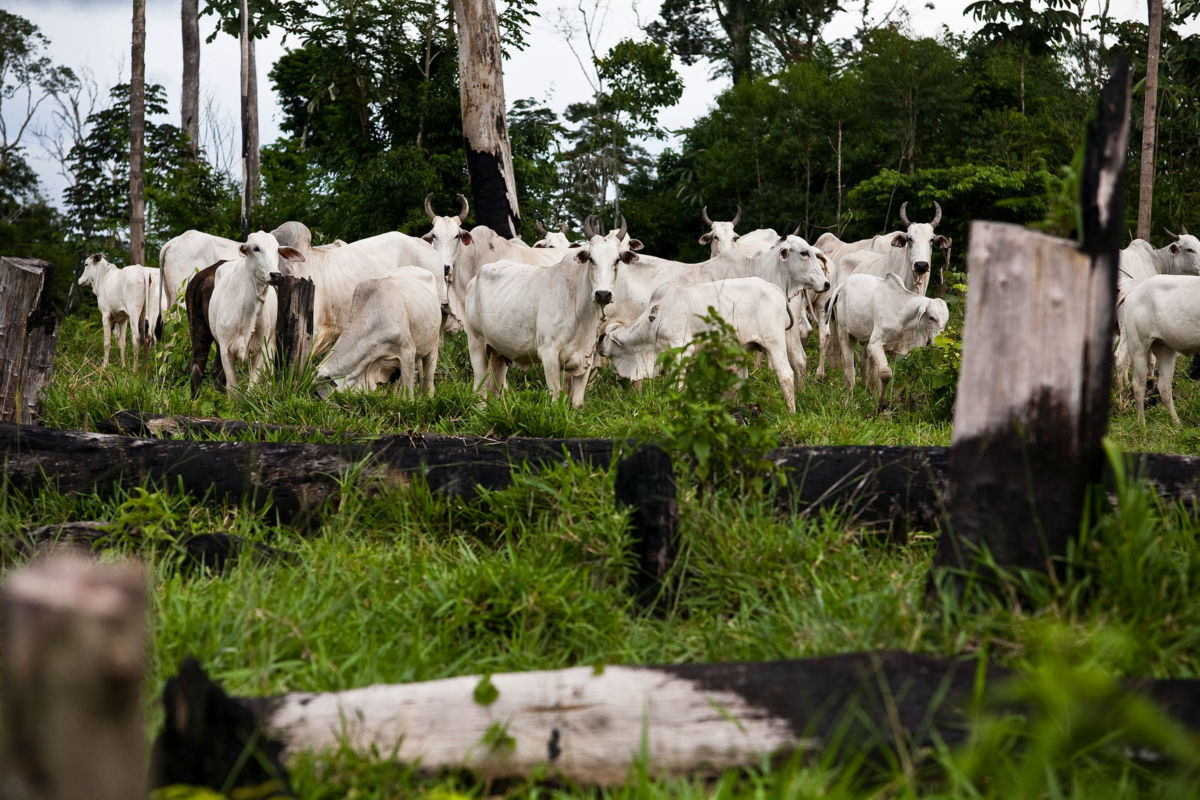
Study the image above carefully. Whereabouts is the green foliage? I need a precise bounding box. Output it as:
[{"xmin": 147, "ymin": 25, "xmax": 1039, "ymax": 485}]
[{"xmin": 634, "ymin": 310, "xmax": 780, "ymax": 491}]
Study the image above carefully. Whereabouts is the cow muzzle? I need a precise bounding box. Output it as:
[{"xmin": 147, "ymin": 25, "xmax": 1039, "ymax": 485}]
[
  {"xmin": 914, "ymin": 261, "xmax": 930, "ymax": 275},
  {"xmin": 443, "ymin": 265, "xmax": 452, "ymax": 279},
  {"xmin": 820, "ymin": 280, "xmax": 830, "ymax": 293},
  {"xmin": 594, "ymin": 290, "xmax": 613, "ymax": 305}
]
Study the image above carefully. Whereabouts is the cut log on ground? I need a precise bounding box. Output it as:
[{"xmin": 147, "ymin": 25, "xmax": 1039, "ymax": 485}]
[
  {"xmin": 150, "ymin": 651, "xmax": 1200, "ymax": 789},
  {"xmin": 1, "ymin": 555, "xmax": 147, "ymax": 800},
  {"xmin": 6, "ymin": 421, "xmax": 1200, "ymax": 532},
  {"xmin": 0, "ymin": 257, "xmax": 60, "ymax": 424}
]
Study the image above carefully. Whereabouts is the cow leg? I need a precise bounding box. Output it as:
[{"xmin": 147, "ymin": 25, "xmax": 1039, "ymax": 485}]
[
  {"xmin": 541, "ymin": 353, "xmax": 563, "ymax": 401},
  {"xmin": 218, "ymin": 345, "xmax": 238, "ymax": 389},
  {"xmin": 785, "ymin": 325, "xmax": 807, "ymax": 394},
  {"xmin": 567, "ymin": 366, "xmax": 591, "ymax": 408},
  {"xmin": 1153, "ymin": 344, "xmax": 1181, "ymax": 425},
  {"xmin": 866, "ymin": 341, "xmax": 891, "ymax": 399},
  {"xmin": 766, "ymin": 344, "xmax": 796, "ymax": 413},
  {"xmin": 114, "ymin": 317, "xmax": 128, "ymax": 367},
  {"xmin": 419, "ymin": 346, "xmax": 438, "ymax": 397},
  {"xmin": 488, "ymin": 353, "xmax": 509, "ymax": 396},
  {"xmin": 1131, "ymin": 335, "xmax": 1150, "ymax": 424},
  {"xmin": 838, "ymin": 328, "xmax": 856, "ymax": 393},
  {"xmin": 397, "ymin": 347, "xmax": 417, "ymax": 397},
  {"xmin": 466, "ymin": 332, "xmax": 490, "ymax": 394}
]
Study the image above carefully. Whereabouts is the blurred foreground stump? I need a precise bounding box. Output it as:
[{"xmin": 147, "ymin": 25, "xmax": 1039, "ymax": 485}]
[
  {"xmin": 0, "ymin": 555, "xmax": 147, "ymax": 800},
  {"xmin": 931, "ymin": 57, "xmax": 1130, "ymax": 596},
  {"xmin": 0, "ymin": 257, "xmax": 60, "ymax": 424}
]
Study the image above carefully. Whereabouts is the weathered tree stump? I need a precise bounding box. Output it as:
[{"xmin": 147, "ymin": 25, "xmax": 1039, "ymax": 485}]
[
  {"xmin": 931, "ymin": 58, "xmax": 1129, "ymax": 594},
  {"xmin": 270, "ymin": 274, "xmax": 315, "ymax": 373},
  {"xmin": 614, "ymin": 445, "xmax": 679, "ymax": 612},
  {"xmin": 0, "ymin": 257, "xmax": 60, "ymax": 424},
  {"xmin": 1, "ymin": 555, "xmax": 147, "ymax": 800}
]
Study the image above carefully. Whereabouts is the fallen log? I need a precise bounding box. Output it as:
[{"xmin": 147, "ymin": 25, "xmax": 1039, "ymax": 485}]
[
  {"xmin": 5, "ymin": 421, "xmax": 1200, "ymax": 532},
  {"xmin": 150, "ymin": 651, "xmax": 1200, "ymax": 790}
]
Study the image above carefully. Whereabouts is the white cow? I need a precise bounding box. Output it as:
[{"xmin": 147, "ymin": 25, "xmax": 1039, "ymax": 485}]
[
  {"xmin": 1113, "ymin": 228, "xmax": 1200, "ymax": 399},
  {"xmin": 817, "ymin": 201, "xmax": 950, "ymax": 380},
  {"xmin": 534, "ymin": 220, "xmax": 573, "ymax": 249},
  {"xmin": 268, "ymin": 220, "xmax": 448, "ymax": 354},
  {"xmin": 1120, "ymin": 274, "xmax": 1200, "ymax": 425},
  {"xmin": 463, "ymin": 216, "xmax": 634, "ymax": 407},
  {"xmin": 76, "ymin": 254, "xmax": 163, "ymax": 369},
  {"xmin": 827, "ymin": 272, "xmax": 950, "ymax": 400},
  {"xmin": 317, "ymin": 268, "xmax": 442, "ymax": 396},
  {"xmin": 698, "ymin": 205, "xmax": 743, "ymax": 255},
  {"xmin": 159, "ymin": 229, "xmax": 243, "ymax": 310},
  {"xmin": 209, "ymin": 231, "xmax": 304, "ymax": 388},
  {"xmin": 598, "ymin": 277, "xmax": 797, "ymax": 412}
]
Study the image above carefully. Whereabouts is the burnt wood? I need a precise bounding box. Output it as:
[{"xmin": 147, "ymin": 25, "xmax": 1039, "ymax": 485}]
[
  {"xmin": 270, "ymin": 274, "xmax": 314, "ymax": 373},
  {"xmin": 614, "ymin": 445, "xmax": 679, "ymax": 612},
  {"xmin": 0, "ymin": 257, "xmax": 60, "ymax": 424}
]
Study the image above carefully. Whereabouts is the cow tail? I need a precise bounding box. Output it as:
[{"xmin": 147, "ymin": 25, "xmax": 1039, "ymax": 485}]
[
  {"xmin": 784, "ymin": 296, "xmax": 795, "ymax": 331},
  {"xmin": 139, "ymin": 271, "xmax": 151, "ymax": 345}
]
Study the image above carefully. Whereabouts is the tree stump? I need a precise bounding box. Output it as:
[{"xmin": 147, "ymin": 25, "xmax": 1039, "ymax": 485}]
[
  {"xmin": 0, "ymin": 257, "xmax": 60, "ymax": 424},
  {"xmin": 931, "ymin": 58, "xmax": 1129, "ymax": 595},
  {"xmin": 614, "ymin": 445, "xmax": 679, "ymax": 612},
  {"xmin": 1, "ymin": 555, "xmax": 147, "ymax": 800},
  {"xmin": 270, "ymin": 274, "xmax": 315, "ymax": 373}
]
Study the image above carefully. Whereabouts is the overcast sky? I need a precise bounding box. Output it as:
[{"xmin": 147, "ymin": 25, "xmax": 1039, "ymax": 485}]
[{"xmin": 7, "ymin": 0, "xmax": 1176, "ymax": 207}]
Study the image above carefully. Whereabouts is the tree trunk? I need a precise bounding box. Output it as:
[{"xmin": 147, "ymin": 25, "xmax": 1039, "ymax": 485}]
[
  {"xmin": 1137, "ymin": 0, "xmax": 1162, "ymax": 240},
  {"xmin": 239, "ymin": 0, "xmax": 259, "ymax": 239},
  {"xmin": 453, "ymin": 0, "xmax": 520, "ymax": 237},
  {"xmin": 0, "ymin": 258, "xmax": 60, "ymax": 424},
  {"xmin": 130, "ymin": 0, "xmax": 146, "ymax": 265},
  {"xmin": 181, "ymin": 0, "xmax": 200, "ymax": 158}
]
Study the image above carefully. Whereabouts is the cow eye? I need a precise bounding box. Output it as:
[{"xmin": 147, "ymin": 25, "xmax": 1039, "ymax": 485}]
[
  {"xmin": 801, "ymin": 250, "xmax": 810, "ymax": 258},
  {"xmin": 648, "ymin": 315, "xmax": 656, "ymax": 323}
]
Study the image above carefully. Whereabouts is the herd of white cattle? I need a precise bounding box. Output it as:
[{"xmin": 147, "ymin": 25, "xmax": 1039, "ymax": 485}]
[{"xmin": 73, "ymin": 199, "xmax": 1200, "ymax": 424}]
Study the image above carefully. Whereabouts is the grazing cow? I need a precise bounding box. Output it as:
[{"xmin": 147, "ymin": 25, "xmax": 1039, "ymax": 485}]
[
  {"xmin": 598, "ymin": 277, "xmax": 797, "ymax": 412},
  {"xmin": 267, "ymin": 220, "xmax": 448, "ymax": 353},
  {"xmin": 316, "ymin": 268, "xmax": 443, "ymax": 396},
  {"xmin": 1113, "ymin": 228, "xmax": 1200, "ymax": 398},
  {"xmin": 76, "ymin": 254, "xmax": 163, "ymax": 369},
  {"xmin": 534, "ymin": 220, "xmax": 573, "ymax": 248},
  {"xmin": 817, "ymin": 201, "xmax": 950, "ymax": 379},
  {"xmin": 159, "ymin": 230, "xmax": 243, "ymax": 310},
  {"xmin": 463, "ymin": 216, "xmax": 634, "ymax": 407},
  {"xmin": 208, "ymin": 231, "xmax": 304, "ymax": 389},
  {"xmin": 1120, "ymin": 274, "xmax": 1200, "ymax": 425},
  {"xmin": 827, "ymin": 272, "xmax": 949, "ymax": 400}
]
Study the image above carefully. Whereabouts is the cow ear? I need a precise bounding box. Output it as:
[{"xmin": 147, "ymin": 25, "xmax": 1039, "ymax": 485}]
[
  {"xmin": 239, "ymin": 243, "xmax": 250, "ymax": 256},
  {"xmin": 534, "ymin": 241, "xmax": 547, "ymax": 248},
  {"xmin": 935, "ymin": 235, "xmax": 951, "ymax": 251},
  {"xmin": 778, "ymin": 248, "xmax": 790, "ymax": 260},
  {"xmin": 459, "ymin": 231, "xmax": 473, "ymax": 246},
  {"xmin": 278, "ymin": 246, "xmax": 306, "ymax": 262},
  {"xmin": 699, "ymin": 232, "xmax": 713, "ymax": 245},
  {"xmin": 619, "ymin": 250, "xmax": 639, "ymax": 264},
  {"xmin": 422, "ymin": 233, "xmax": 434, "ymax": 244},
  {"xmin": 569, "ymin": 242, "xmax": 583, "ymax": 248},
  {"xmin": 815, "ymin": 251, "xmax": 828, "ymax": 266},
  {"xmin": 891, "ymin": 234, "xmax": 908, "ymax": 248},
  {"xmin": 628, "ymin": 239, "xmax": 644, "ymax": 251},
  {"xmin": 575, "ymin": 248, "xmax": 590, "ymax": 263}
]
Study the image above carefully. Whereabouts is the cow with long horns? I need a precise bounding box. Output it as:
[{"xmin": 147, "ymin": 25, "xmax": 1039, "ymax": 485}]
[
  {"xmin": 462, "ymin": 215, "xmax": 636, "ymax": 407},
  {"xmin": 534, "ymin": 220, "xmax": 573, "ymax": 248}
]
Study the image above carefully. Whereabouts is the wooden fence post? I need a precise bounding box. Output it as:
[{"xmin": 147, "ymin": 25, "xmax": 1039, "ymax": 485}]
[
  {"xmin": 930, "ymin": 57, "xmax": 1130, "ymax": 595},
  {"xmin": 1, "ymin": 555, "xmax": 147, "ymax": 800},
  {"xmin": 614, "ymin": 445, "xmax": 679, "ymax": 612},
  {"xmin": 270, "ymin": 274, "xmax": 315, "ymax": 373},
  {"xmin": 0, "ymin": 257, "xmax": 60, "ymax": 424}
]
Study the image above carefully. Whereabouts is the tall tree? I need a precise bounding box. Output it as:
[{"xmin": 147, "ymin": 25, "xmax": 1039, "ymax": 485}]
[
  {"xmin": 182, "ymin": 0, "xmax": 200, "ymax": 158},
  {"xmin": 453, "ymin": 0, "xmax": 520, "ymax": 236},
  {"xmin": 130, "ymin": 0, "xmax": 146, "ymax": 264},
  {"xmin": 964, "ymin": 0, "xmax": 1079, "ymax": 114},
  {"xmin": 1137, "ymin": 0, "xmax": 1162, "ymax": 239},
  {"xmin": 239, "ymin": 0, "xmax": 259, "ymax": 238}
]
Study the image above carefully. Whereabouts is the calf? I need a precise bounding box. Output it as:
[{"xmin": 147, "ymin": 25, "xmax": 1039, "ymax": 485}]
[
  {"xmin": 1120, "ymin": 274, "xmax": 1200, "ymax": 425},
  {"xmin": 598, "ymin": 277, "xmax": 797, "ymax": 412},
  {"xmin": 827, "ymin": 272, "xmax": 949, "ymax": 400},
  {"xmin": 207, "ymin": 231, "xmax": 304, "ymax": 389},
  {"xmin": 76, "ymin": 253, "xmax": 163, "ymax": 369},
  {"xmin": 317, "ymin": 268, "xmax": 442, "ymax": 396}
]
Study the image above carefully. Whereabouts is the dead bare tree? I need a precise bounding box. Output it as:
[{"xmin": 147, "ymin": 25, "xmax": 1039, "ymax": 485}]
[
  {"xmin": 130, "ymin": 0, "xmax": 147, "ymax": 265},
  {"xmin": 239, "ymin": 0, "xmax": 260, "ymax": 238},
  {"xmin": 182, "ymin": 0, "xmax": 200, "ymax": 158},
  {"xmin": 1137, "ymin": 0, "xmax": 1162, "ymax": 240}
]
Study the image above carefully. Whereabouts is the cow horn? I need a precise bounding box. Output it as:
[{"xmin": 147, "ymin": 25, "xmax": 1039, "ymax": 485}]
[
  {"xmin": 536, "ymin": 219, "xmax": 548, "ymax": 236},
  {"xmin": 931, "ymin": 200, "xmax": 942, "ymax": 228},
  {"xmin": 899, "ymin": 201, "xmax": 911, "ymax": 226},
  {"xmin": 792, "ymin": 222, "xmax": 803, "ymax": 236},
  {"xmin": 583, "ymin": 215, "xmax": 596, "ymax": 239},
  {"xmin": 702, "ymin": 205, "xmax": 714, "ymax": 226},
  {"xmin": 457, "ymin": 194, "xmax": 469, "ymax": 223},
  {"xmin": 1185, "ymin": 225, "xmax": 1191, "ymax": 236},
  {"xmin": 731, "ymin": 203, "xmax": 742, "ymax": 227},
  {"xmin": 1165, "ymin": 227, "xmax": 1180, "ymax": 241},
  {"xmin": 424, "ymin": 193, "xmax": 436, "ymax": 220},
  {"xmin": 617, "ymin": 214, "xmax": 628, "ymax": 242}
]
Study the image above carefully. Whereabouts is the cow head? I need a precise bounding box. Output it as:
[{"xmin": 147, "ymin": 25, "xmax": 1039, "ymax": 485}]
[
  {"xmin": 240, "ymin": 231, "xmax": 305, "ymax": 284},
  {"xmin": 698, "ymin": 204, "xmax": 743, "ymax": 255},
  {"xmin": 1164, "ymin": 227, "xmax": 1200, "ymax": 276},
  {"xmin": 908, "ymin": 296, "xmax": 951, "ymax": 349},
  {"xmin": 597, "ymin": 316, "xmax": 660, "ymax": 382},
  {"xmin": 534, "ymin": 220, "xmax": 572, "ymax": 248},
  {"xmin": 77, "ymin": 253, "xmax": 114, "ymax": 287},
  {"xmin": 893, "ymin": 201, "xmax": 949, "ymax": 277},
  {"xmin": 576, "ymin": 214, "xmax": 637, "ymax": 306},
  {"xmin": 772, "ymin": 231, "xmax": 831, "ymax": 297},
  {"xmin": 422, "ymin": 193, "xmax": 472, "ymax": 282}
]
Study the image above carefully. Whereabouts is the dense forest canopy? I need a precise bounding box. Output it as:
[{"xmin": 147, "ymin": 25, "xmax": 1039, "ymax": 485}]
[{"xmin": 2, "ymin": 1, "xmax": 1199, "ymax": 302}]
